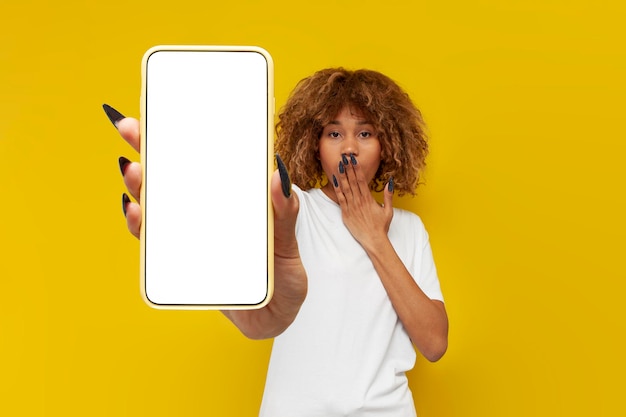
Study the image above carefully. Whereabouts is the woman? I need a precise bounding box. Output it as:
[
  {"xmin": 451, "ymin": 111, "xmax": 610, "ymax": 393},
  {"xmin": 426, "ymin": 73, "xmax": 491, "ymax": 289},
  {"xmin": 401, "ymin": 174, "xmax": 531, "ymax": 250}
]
[{"xmin": 104, "ymin": 67, "xmax": 448, "ymax": 417}]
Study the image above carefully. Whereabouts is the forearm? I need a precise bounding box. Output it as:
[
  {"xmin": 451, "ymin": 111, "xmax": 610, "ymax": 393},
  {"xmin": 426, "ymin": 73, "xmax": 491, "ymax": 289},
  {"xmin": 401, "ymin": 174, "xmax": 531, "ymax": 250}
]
[
  {"xmin": 222, "ymin": 256, "xmax": 307, "ymax": 340},
  {"xmin": 364, "ymin": 238, "xmax": 448, "ymax": 362},
  {"xmin": 222, "ymin": 170, "xmax": 307, "ymax": 339}
]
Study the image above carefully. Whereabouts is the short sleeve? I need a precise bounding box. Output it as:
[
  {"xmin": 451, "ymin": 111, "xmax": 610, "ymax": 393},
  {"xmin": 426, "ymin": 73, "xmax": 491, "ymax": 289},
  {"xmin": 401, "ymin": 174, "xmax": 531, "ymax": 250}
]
[
  {"xmin": 390, "ymin": 210, "xmax": 444, "ymax": 302},
  {"xmin": 416, "ymin": 225, "xmax": 444, "ymax": 302}
]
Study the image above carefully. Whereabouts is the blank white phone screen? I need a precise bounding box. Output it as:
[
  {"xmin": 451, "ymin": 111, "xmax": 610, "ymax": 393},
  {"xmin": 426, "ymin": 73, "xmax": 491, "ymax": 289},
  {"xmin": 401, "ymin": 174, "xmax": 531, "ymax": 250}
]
[{"xmin": 143, "ymin": 49, "xmax": 270, "ymax": 307}]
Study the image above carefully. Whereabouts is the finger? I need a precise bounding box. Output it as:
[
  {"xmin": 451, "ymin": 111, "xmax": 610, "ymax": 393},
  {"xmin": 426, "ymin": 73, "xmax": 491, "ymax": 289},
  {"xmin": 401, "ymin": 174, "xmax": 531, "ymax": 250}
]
[
  {"xmin": 122, "ymin": 195, "xmax": 142, "ymax": 239},
  {"xmin": 116, "ymin": 117, "xmax": 141, "ymax": 153},
  {"xmin": 271, "ymin": 169, "xmax": 299, "ymax": 222},
  {"xmin": 118, "ymin": 156, "xmax": 131, "ymax": 176},
  {"xmin": 337, "ymin": 159, "xmax": 351, "ymax": 191},
  {"xmin": 271, "ymin": 169, "xmax": 300, "ymax": 258},
  {"xmin": 122, "ymin": 161, "xmax": 142, "ymax": 202},
  {"xmin": 102, "ymin": 104, "xmax": 141, "ymax": 153},
  {"xmin": 344, "ymin": 153, "xmax": 368, "ymax": 199},
  {"xmin": 103, "ymin": 104, "xmax": 125, "ymax": 127},
  {"xmin": 336, "ymin": 161, "xmax": 352, "ymax": 205},
  {"xmin": 272, "ymin": 154, "xmax": 299, "ymax": 222},
  {"xmin": 383, "ymin": 177, "xmax": 395, "ymax": 217},
  {"xmin": 275, "ymin": 153, "xmax": 291, "ymax": 198}
]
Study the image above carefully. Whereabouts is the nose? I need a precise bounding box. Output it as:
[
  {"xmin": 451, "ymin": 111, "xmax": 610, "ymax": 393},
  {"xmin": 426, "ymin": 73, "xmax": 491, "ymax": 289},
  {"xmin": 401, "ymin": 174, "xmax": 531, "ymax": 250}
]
[{"xmin": 341, "ymin": 134, "xmax": 359, "ymax": 156}]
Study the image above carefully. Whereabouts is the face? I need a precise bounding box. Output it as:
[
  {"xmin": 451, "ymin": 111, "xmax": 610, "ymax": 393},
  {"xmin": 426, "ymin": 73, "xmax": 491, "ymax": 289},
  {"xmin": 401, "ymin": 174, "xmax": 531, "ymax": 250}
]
[{"xmin": 318, "ymin": 106, "xmax": 382, "ymax": 201}]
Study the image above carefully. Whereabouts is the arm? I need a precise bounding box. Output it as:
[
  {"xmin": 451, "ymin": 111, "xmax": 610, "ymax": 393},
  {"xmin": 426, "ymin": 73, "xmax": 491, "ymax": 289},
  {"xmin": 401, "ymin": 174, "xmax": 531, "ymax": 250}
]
[
  {"xmin": 106, "ymin": 106, "xmax": 307, "ymax": 340},
  {"xmin": 361, "ymin": 238, "xmax": 448, "ymax": 362},
  {"xmin": 333, "ymin": 157, "xmax": 448, "ymax": 362},
  {"xmin": 222, "ymin": 170, "xmax": 307, "ymax": 339}
]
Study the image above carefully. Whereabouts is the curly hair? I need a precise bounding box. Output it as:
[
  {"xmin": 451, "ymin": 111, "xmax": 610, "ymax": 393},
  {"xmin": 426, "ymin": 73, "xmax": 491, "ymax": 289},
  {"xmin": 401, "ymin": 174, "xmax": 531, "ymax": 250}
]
[{"xmin": 275, "ymin": 68, "xmax": 429, "ymax": 196}]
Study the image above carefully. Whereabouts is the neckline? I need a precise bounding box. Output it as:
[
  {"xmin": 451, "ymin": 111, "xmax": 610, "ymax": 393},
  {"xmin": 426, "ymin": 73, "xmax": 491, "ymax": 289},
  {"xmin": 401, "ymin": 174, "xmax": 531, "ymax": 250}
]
[{"xmin": 312, "ymin": 187, "xmax": 340, "ymax": 207}]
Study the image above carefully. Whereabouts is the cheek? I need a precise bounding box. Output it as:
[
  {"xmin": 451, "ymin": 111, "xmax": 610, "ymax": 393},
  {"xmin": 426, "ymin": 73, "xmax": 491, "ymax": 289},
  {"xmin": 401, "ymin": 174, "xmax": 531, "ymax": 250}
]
[
  {"xmin": 320, "ymin": 157, "xmax": 338, "ymax": 177},
  {"xmin": 318, "ymin": 142, "xmax": 339, "ymax": 170},
  {"xmin": 363, "ymin": 145, "xmax": 383, "ymax": 178},
  {"xmin": 364, "ymin": 143, "xmax": 382, "ymax": 165}
]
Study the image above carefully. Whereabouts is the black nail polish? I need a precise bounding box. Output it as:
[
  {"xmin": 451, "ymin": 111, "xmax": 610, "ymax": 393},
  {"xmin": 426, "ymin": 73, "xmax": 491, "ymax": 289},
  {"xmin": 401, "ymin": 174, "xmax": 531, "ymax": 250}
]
[
  {"xmin": 332, "ymin": 174, "xmax": 339, "ymax": 187},
  {"xmin": 122, "ymin": 193, "xmax": 130, "ymax": 216},
  {"xmin": 388, "ymin": 177, "xmax": 394, "ymax": 192},
  {"xmin": 103, "ymin": 104, "xmax": 125, "ymax": 128},
  {"xmin": 350, "ymin": 153, "xmax": 357, "ymax": 165},
  {"xmin": 118, "ymin": 156, "xmax": 131, "ymax": 176},
  {"xmin": 342, "ymin": 154, "xmax": 349, "ymax": 165},
  {"xmin": 338, "ymin": 161, "xmax": 345, "ymax": 174},
  {"xmin": 275, "ymin": 153, "xmax": 291, "ymax": 198}
]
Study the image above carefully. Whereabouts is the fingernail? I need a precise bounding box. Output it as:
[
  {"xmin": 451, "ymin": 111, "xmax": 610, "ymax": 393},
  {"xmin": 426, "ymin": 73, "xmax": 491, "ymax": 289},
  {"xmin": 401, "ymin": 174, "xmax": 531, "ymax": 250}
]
[
  {"xmin": 275, "ymin": 153, "xmax": 291, "ymax": 198},
  {"xmin": 103, "ymin": 104, "xmax": 125, "ymax": 128},
  {"xmin": 341, "ymin": 154, "xmax": 349, "ymax": 165},
  {"xmin": 122, "ymin": 193, "xmax": 130, "ymax": 216},
  {"xmin": 388, "ymin": 177, "xmax": 394, "ymax": 192},
  {"xmin": 350, "ymin": 153, "xmax": 357, "ymax": 165},
  {"xmin": 118, "ymin": 156, "xmax": 131, "ymax": 176},
  {"xmin": 338, "ymin": 161, "xmax": 345, "ymax": 174},
  {"xmin": 332, "ymin": 174, "xmax": 339, "ymax": 187}
]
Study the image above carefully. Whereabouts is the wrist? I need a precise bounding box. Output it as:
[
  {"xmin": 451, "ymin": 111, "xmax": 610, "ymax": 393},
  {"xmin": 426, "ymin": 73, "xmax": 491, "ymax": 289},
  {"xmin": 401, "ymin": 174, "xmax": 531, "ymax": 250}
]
[{"xmin": 360, "ymin": 233, "xmax": 392, "ymax": 255}]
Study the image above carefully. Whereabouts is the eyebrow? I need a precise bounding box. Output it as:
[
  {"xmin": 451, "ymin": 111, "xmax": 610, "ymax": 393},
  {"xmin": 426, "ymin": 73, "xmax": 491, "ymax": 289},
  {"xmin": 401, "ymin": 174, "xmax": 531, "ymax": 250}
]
[{"xmin": 327, "ymin": 120, "xmax": 372, "ymax": 126}]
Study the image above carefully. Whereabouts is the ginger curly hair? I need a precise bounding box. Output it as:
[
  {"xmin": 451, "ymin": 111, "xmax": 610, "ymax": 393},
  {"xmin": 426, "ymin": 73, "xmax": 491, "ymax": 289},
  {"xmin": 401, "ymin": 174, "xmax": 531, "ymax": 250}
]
[{"xmin": 275, "ymin": 67, "xmax": 429, "ymax": 196}]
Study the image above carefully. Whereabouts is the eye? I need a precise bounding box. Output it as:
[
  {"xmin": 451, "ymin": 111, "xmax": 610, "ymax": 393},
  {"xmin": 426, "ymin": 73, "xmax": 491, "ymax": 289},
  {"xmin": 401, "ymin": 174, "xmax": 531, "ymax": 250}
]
[
  {"xmin": 328, "ymin": 131, "xmax": 341, "ymax": 138},
  {"xmin": 359, "ymin": 131, "xmax": 373, "ymax": 138}
]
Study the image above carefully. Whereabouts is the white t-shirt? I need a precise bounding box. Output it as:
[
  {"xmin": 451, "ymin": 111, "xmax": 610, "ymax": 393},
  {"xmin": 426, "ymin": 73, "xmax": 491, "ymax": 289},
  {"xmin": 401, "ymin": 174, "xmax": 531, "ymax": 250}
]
[{"xmin": 259, "ymin": 186, "xmax": 443, "ymax": 417}]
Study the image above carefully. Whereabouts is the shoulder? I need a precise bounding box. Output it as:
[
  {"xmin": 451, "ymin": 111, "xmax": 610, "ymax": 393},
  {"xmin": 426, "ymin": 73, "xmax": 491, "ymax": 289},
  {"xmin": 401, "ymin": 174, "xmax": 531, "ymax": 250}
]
[
  {"xmin": 391, "ymin": 207, "xmax": 427, "ymax": 233},
  {"xmin": 291, "ymin": 185, "xmax": 329, "ymax": 209},
  {"xmin": 291, "ymin": 184, "xmax": 311, "ymax": 207},
  {"xmin": 291, "ymin": 184, "xmax": 305, "ymax": 197},
  {"xmin": 290, "ymin": 184, "xmax": 322, "ymax": 220},
  {"xmin": 389, "ymin": 207, "xmax": 430, "ymax": 246}
]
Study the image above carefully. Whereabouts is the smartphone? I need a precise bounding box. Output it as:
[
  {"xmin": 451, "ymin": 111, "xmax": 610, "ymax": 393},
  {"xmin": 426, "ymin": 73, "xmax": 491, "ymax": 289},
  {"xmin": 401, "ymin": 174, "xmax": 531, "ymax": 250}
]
[{"xmin": 140, "ymin": 45, "xmax": 274, "ymax": 309}]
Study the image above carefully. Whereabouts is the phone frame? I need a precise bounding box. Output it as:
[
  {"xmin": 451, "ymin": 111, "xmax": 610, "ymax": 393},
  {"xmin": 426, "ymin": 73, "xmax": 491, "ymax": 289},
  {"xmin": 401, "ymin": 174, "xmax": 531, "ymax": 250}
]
[{"xmin": 139, "ymin": 45, "xmax": 274, "ymax": 310}]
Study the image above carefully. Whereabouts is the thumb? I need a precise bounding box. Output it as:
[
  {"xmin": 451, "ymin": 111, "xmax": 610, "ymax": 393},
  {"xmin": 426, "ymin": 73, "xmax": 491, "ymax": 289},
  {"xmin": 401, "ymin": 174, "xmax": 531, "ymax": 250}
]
[
  {"xmin": 275, "ymin": 153, "xmax": 291, "ymax": 199},
  {"xmin": 271, "ymin": 162, "xmax": 300, "ymax": 258},
  {"xmin": 271, "ymin": 170, "xmax": 292, "ymax": 216},
  {"xmin": 271, "ymin": 154, "xmax": 299, "ymax": 222}
]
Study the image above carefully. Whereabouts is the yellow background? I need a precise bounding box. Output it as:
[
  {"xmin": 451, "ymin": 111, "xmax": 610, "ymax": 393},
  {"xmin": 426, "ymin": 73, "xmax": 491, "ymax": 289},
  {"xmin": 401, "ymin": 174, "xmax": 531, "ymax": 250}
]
[{"xmin": 1, "ymin": 0, "xmax": 624, "ymax": 415}]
